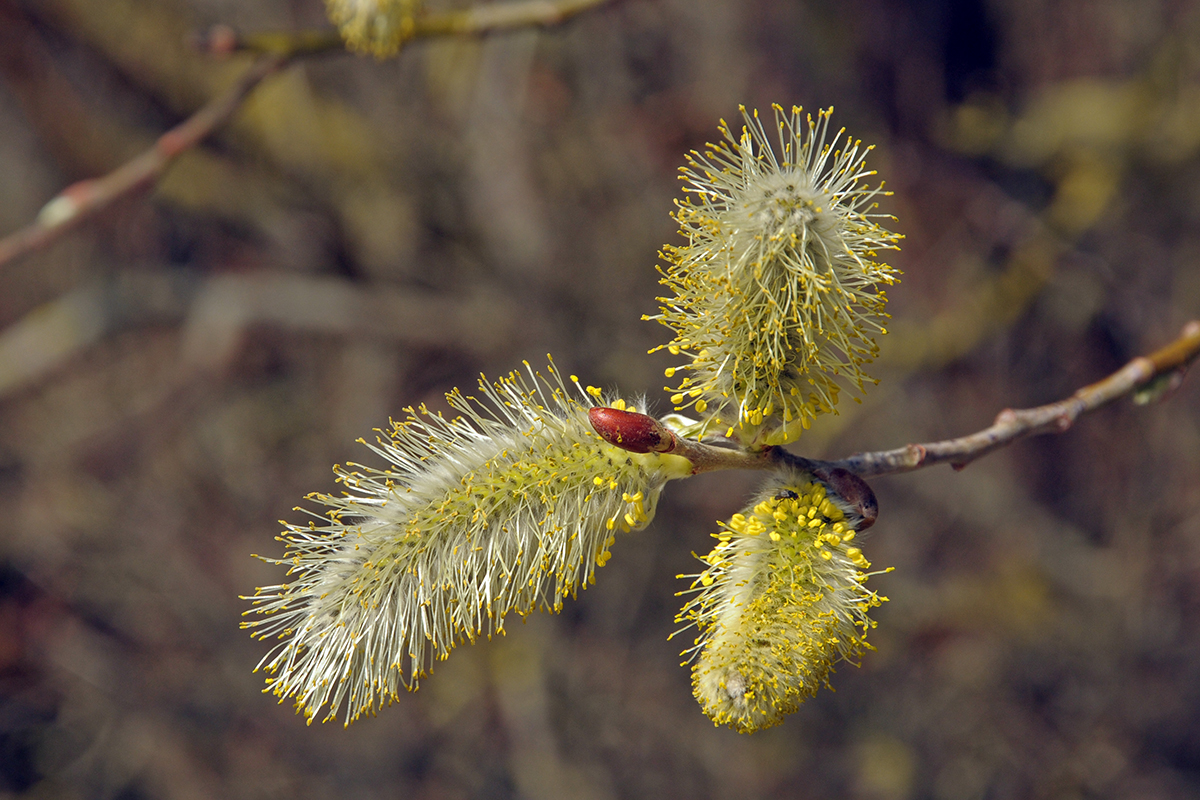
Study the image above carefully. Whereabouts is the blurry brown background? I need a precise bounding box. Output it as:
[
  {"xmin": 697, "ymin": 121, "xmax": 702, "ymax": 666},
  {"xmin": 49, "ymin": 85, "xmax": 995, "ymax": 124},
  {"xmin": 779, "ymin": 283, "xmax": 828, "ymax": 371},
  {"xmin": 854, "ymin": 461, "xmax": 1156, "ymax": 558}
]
[{"xmin": 1, "ymin": 0, "xmax": 1199, "ymax": 798}]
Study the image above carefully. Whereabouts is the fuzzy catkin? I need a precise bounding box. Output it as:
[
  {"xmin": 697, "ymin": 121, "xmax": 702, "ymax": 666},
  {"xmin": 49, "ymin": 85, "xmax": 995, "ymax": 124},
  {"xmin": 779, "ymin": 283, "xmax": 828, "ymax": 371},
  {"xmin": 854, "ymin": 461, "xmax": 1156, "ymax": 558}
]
[
  {"xmin": 675, "ymin": 469, "xmax": 887, "ymax": 733},
  {"xmin": 649, "ymin": 105, "xmax": 902, "ymax": 446},
  {"xmin": 324, "ymin": 0, "xmax": 421, "ymax": 57},
  {"xmin": 244, "ymin": 360, "xmax": 691, "ymax": 724}
]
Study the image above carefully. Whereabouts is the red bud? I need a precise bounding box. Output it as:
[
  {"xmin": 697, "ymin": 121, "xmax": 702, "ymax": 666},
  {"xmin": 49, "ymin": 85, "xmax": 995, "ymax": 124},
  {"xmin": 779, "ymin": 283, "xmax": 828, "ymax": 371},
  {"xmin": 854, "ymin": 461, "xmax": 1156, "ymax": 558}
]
[{"xmin": 588, "ymin": 407, "xmax": 674, "ymax": 454}]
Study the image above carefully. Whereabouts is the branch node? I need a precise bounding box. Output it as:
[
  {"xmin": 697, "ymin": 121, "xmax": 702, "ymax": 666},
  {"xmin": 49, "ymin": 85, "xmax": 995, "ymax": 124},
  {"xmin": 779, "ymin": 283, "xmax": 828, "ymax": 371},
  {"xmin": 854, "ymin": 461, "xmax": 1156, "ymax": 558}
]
[
  {"xmin": 36, "ymin": 183, "xmax": 91, "ymax": 227},
  {"xmin": 995, "ymin": 408, "xmax": 1018, "ymax": 425},
  {"xmin": 907, "ymin": 443, "xmax": 927, "ymax": 467},
  {"xmin": 157, "ymin": 130, "xmax": 190, "ymax": 159},
  {"xmin": 190, "ymin": 24, "xmax": 239, "ymax": 56}
]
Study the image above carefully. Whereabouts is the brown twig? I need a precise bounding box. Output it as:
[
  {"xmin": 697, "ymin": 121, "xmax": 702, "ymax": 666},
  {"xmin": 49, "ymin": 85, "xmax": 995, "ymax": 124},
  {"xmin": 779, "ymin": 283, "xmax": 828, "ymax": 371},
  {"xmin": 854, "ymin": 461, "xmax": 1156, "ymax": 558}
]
[
  {"xmin": 0, "ymin": 53, "xmax": 289, "ymax": 270},
  {"xmin": 1, "ymin": 0, "xmax": 613, "ymax": 270},
  {"xmin": 591, "ymin": 321, "xmax": 1200, "ymax": 480},
  {"xmin": 0, "ymin": 268, "xmax": 520, "ymax": 400},
  {"xmin": 413, "ymin": 0, "xmax": 610, "ymax": 36},
  {"xmin": 829, "ymin": 320, "xmax": 1200, "ymax": 476},
  {"xmin": 193, "ymin": 0, "xmax": 612, "ymax": 56}
]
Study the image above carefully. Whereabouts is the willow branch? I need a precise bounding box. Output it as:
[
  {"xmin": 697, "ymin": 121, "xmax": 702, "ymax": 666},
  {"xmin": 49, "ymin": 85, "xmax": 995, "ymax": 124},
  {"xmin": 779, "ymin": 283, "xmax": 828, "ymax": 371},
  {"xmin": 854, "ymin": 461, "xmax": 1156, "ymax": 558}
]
[
  {"xmin": 196, "ymin": 0, "xmax": 612, "ymax": 56},
  {"xmin": 0, "ymin": 52, "xmax": 289, "ymax": 269},
  {"xmin": 830, "ymin": 319, "xmax": 1200, "ymax": 476},
  {"xmin": 591, "ymin": 320, "xmax": 1200, "ymax": 482},
  {"xmin": 2, "ymin": 0, "xmax": 612, "ymax": 269},
  {"xmin": 414, "ymin": 0, "xmax": 610, "ymax": 36}
]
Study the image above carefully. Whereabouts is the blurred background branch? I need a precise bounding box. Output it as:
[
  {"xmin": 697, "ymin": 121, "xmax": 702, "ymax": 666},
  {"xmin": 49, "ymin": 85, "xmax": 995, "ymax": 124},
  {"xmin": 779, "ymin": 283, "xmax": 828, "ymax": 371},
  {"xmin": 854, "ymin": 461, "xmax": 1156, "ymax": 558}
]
[
  {"xmin": 0, "ymin": 0, "xmax": 613, "ymax": 270},
  {"xmin": 0, "ymin": 268, "xmax": 519, "ymax": 399},
  {"xmin": 0, "ymin": 52, "xmax": 288, "ymax": 270}
]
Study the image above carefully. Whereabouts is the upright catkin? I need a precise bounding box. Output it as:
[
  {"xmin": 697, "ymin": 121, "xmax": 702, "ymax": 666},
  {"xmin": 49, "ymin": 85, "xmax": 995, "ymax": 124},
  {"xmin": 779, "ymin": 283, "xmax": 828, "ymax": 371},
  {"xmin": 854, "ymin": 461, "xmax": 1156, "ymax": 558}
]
[{"xmin": 650, "ymin": 105, "xmax": 902, "ymax": 446}]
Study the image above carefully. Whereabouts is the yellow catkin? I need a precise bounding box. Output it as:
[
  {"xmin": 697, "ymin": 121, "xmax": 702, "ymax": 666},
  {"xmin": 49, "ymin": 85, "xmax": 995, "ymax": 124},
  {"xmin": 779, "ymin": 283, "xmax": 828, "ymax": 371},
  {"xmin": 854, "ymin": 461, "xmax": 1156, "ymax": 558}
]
[
  {"xmin": 646, "ymin": 105, "xmax": 902, "ymax": 446},
  {"xmin": 244, "ymin": 360, "xmax": 692, "ymax": 725},
  {"xmin": 324, "ymin": 0, "xmax": 422, "ymax": 57},
  {"xmin": 674, "ymin": 469, "xmax": 888, "ymax": 733}
]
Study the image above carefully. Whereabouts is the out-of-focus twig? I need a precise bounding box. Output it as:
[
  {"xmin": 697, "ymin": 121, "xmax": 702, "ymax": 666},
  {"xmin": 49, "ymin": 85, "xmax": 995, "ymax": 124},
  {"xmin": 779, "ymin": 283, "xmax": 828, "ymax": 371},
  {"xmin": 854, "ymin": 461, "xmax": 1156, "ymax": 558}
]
[
  {"xmin": 0, "ymin": 53, "xmax": 288, "ymax": 270},
  {"xmin": 1, "ymin": 0, "xmax": 612, "ymax": 270},
  {"xmin": 592, "ymin": 321, "xmax": 1200, "ymax": 479},
  {"xmin": 195, "ymin": 0, "xmax": 612, "ymax": 56},
  {"xmin": 0, "ymin": 269, "xmax": 518, "ymax": 399},
  {"xmin": 414, "ymin": 0, "xmax": 610, "ymax": 35}
]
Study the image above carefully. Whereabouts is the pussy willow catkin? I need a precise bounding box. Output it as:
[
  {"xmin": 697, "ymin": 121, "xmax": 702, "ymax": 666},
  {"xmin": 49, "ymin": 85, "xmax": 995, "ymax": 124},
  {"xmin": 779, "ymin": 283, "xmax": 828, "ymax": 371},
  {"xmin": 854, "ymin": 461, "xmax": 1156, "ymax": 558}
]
[
  {"xmin": 650, "ymin": 105, "xmax": 901, "ymax": 447},
  {"xmin": 675, "ymin": 469, "xmax": 887, "ymax": 733},
  {"xmin": 324, "ymin": 0, "xmax": 421, "ymax": 56},
  {"xmin": 244, "ymin": 360, "xmax": 691, "ymax": 724}
]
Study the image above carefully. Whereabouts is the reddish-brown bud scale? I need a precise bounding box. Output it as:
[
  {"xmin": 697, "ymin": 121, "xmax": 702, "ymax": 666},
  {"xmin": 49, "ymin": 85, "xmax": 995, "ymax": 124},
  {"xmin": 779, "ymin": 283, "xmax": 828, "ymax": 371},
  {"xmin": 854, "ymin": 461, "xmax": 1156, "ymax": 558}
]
[
  {"xmin": 814, "ymin": 466, "xmax": 879, "ymax": 530},
  {"xmin": 588, "ymin": 407, "xmax": 674, "ymax": 454}
]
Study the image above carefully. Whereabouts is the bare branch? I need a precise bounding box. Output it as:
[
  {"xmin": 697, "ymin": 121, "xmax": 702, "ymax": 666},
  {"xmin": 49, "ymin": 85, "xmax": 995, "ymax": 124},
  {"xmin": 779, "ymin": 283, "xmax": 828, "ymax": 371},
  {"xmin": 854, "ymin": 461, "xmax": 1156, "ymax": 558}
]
[
  {"xmin": 827, "ymin": 319, "xmax": 1200, "ymax": 476},
  {"xmin": 1, "ymin": 0, "xmax": 613, "ymax": 269},
  {"xmin": 0, "ymin": 52, "xmax": 288, "ymax": 270},
  {"xmin": 0, "ymin": 269, "xmax": 519, "ymax": 400},
  {"xmin": 413, "ymin": 0, "xmax": 611, "ymax": 35},
  {"xmin": 593, "ymin": 321, "xmax": 1200, "ymax": 481},
  {"xmin": 193, "ymin": 0, "xmax": 612, "ymax": 57}
]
